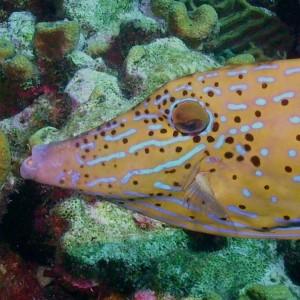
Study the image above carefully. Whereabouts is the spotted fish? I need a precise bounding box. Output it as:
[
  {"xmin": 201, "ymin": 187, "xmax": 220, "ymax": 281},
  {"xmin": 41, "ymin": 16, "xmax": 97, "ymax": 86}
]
[{"xmin": 20, "ymin": 59, "xmax": 300, "ymax": 239}]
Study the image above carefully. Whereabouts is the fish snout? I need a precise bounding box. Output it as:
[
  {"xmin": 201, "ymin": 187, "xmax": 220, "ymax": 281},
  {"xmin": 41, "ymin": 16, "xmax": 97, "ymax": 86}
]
[{"xmin": 20, "ymin": 144, "xmax": 49, "ymax": 180}]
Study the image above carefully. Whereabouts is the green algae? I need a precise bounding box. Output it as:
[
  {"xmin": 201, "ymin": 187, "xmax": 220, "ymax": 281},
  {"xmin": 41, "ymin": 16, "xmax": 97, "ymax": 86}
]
[
  {"xmin": 245, "ymin": 284, "xmax": 296, "ymax": 300},
  {"xmin": 2, "ymin": 54, "xmax": 34, "ymax": 81},
  {"xmin": 0, "ymin": 129, "xmax": 11, "ymax": 186},
  {"xmin": 0, "ymin": 39, "xmax": 15, "ymax": 62}
]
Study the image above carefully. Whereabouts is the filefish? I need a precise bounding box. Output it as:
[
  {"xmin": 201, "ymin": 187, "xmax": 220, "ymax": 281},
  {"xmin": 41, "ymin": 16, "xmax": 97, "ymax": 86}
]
[{"xmin": 20, "ymin": 58, "xmax": 300, "ymax": 239}]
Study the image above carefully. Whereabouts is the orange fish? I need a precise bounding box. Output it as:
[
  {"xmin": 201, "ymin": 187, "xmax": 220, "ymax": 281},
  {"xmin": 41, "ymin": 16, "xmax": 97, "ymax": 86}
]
[{"xmin": 20, "ymin": 58, "xmax": 300, "ymax": 239}]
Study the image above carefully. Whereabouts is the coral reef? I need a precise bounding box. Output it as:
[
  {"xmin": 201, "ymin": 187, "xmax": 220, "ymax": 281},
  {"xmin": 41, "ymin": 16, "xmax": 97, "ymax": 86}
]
[
  {"xmin": 0, "ymin": 243, "xmax": 46, "ymax": 300},
  {"xmin": 151, "ymin": 0, "xmax": 219, "ymax": 48},
  {"xmin": 123, "ymin": 37, "xmax": 219, "ymax": 100},
  {"xmin": 277, "ymin": 240, "xmax": 300, "ymax": 286},
  {"xmin": 34, "ymin": 20, "xmax": 80, "ymax": 61},
  {"xmin": 196, "ymin": 0, "xmax": 294, "ymax": 59}
]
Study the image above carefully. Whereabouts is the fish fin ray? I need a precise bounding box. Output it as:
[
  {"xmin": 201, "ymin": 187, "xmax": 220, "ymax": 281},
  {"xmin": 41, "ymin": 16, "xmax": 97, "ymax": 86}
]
[{"xmin": 183, "ymin": 172, "xmax": 228, "ymax": 221}]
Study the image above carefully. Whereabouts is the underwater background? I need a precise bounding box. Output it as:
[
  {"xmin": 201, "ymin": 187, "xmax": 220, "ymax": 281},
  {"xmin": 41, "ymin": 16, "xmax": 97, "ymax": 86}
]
[{"xmin": 1, "ymin": 0, "xmax": 300, "ymax": 299}]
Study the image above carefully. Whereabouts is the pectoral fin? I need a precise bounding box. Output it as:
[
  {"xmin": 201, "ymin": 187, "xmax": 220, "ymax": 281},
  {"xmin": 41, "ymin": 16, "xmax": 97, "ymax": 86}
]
[{"xmin": 183, "ymin": 171, "xmax": 228, "ymax": 221}]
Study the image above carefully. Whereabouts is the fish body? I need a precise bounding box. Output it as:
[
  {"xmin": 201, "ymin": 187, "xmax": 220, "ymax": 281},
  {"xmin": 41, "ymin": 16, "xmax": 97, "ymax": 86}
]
[{"xmin": 21, "ymin": 59, "xmax": 300, "ymax": 239}]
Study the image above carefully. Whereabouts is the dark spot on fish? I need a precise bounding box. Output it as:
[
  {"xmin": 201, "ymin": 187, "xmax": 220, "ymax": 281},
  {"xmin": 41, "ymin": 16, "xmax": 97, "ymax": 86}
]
[
  {"xmin": 101, "ymin": 162, "xmax": 105, "ymax": 166},
  {"xmin": 250, "ymin": 156, "xmax": 260, "ymax": 167},
  {"xmin": 193, "ymin": 136, "xmax": 201, "ymax": 143},
  {"xmin": 234, "ymin": 116, "xmax": 241, "ymax": 123},
  {"xmin": 244, "ymin": 144, "xmax": 251, "ymax": 151},
  {"xmin": 155, "ymin": 95, "xmax": 161, "ymax": 100},
  {"xmin": 232, "ymin": 175, "xmax": 237, "ymax": 180},
  {"xmin": 85, "ymin": 149, "xmax": 90, "ymax": 153},
  {"xmin": 155, "ymin": 203, "xmax": 161, "ymax": 206},
  {"xmin": 165, "ymin": 109, "xmax": 170, "ymax": 114},
  {"xmin": 209, "ymin": 168, "xmax": 216, "ymax": 172},
  {"xmin": 239, "ymin": 205, "xmax": 246, "ymax": 209},
  {"xmin": 157, "ymin": 193, "xmax": 163, "ymax": 196},
  {"xmin": 236, "ymin": 155, "xmax": 244, "ymax": 161},
  {"xmin": 160, "ymin": 128, "xmax": 167, "ymax": 134},
  {"xmin": 159, "ymin": 116, "xmax": 164, "ymax": 121},
  {"xmin": 135, "ymin": 111, "xmax": 141, "ymax": 116},
  {"xmin": 284, "ymin": 215, "xmax": 290, "ymax": 220},
  {"xmin": 262, "ymin": 83, "xmax": 267, "ymax": 89},
  {"xmin": 173, "ymin": 131, "xmax": 179, "ymax": 137},
  {"xmin": 214, "ymin": 82, "xmax": 219, "ymax": 87},
  {"xmin": 281, "ymin": 99, "xmax": 289, "ymax": 106},
  {"xmin": 94, "ymin": 135, "xmax": 98, "ymax": 140},
  {"xmin": 285, "ymin": 166, "xmax": 292, "ymax": 173},
  {"xmin": 208, "ymin": 90, "xmax": 214, "ymax": 97},
  {"xmin": 214, "ymin": 113, "xmax": 218, "ymax": 118},
  {"xmin": 83, "ymin": 138, "xmax": 88, "ymax": 144},
  {"xmin": 191, "ymin": 93, "xmax": 195, "ymax": 97},
  {"xmin": 104, "ymin": 144, "xmax": 108, "ymax": 149},
  {"xmin": 123, "ymin": 138, "xmax": 128, "ymax": 144},
  {"xmin": 173, "ymin": 182, "xmax": 180, "ymax": 187},
  {"xmin": 144, "ymin": 119, "xmax": 149, "ymax": 124},
  {"xmin": 75, "ymin": 142, "xmax": 80, "ymax": 148},
  {"xmin": 145, "ymin": 109, "xmax": 149, "ymax": 114},
  {"xmin": 146, "ymin": 97, "xmax": 151, "ymax": 102},
  {"xmin": 164, "ymin": 89, "xmax": 168, "ymax": 94},
  {"xmin": 149, "ymin": 131, "xmax": 154, "ymax": 136},
  {"xmin": 238, "ymin": 74, "xmax": 243, "ymax": 79},
  {"xmin": 236, "ymin": 90, "xmax": 242, "ymax": 96},
  {"xmin": 159, "ymin": 148, "xmax": 165, "ymax": 153},
  {"xmin": 111, "ymin": 129, "xmax": 116, "ymax": 135},
  {"xmin": 255, "ymin": 110, "xmax": 261, "ymax": 117},
  {"xmin": 183, "ymin": 90, "xmax": 188, "ymax": 96},
  {"xmin": 100, "ymin": 131, "xmax": 105, "ymax": 137},
  {"xmin": 84, "ymin": 174, "xmax": 89, "ymax": 178},
  {"xmin": 212, "ymin": 122, "xmax": 220, "ymax": 132},
  {"xmin": 207, "ymin": 136, "xmax": 215, "ymax": 143},
  {"xmin": 224, "ymin": 152, "xmax": 234, "ymax": 159},
  {"xmin": 189, "ymin": 216, "xmax": 195, "ymax": 219},
  {"xmin": 225, "ymin": 137, "xmax": 234, "ymax": 144},
  {"xmin": 245, "ymin": 133, "xmax": 254, "ymax": 141},
  {"xmin": 133, "ymin": 180, "xmax": 138, "ymax": 185},
  {"xmin": 185, "ymin": 163, "xmax": 191, "ymax": 169},
  {"xmin": 145, "ymin": 148, "xmax": 149, "ymax": 154},
  {"xmin": 170, "ymin": 97, "xmax": 176, "ymax": 102},
  {"xmin": 296, "ymin": 134, "xmax": 300, "ymax": 141},
  {"xmin": 264, "ymin": 185, "xmax": 270, "ymax": 190},
  {"xmin": 176, "ymin": 146, "xmax": 182, "ymax": 152},
  {"xmin": 152, "ymin": 118, "xmax": 157, "ymax": 123},
  {"xmin": 163, "ymin": 99, "xmax": 167, "ymax": 105},
  {"xmin": 108, "ymin": 184, "xmax": 112, "ymax": 188}
]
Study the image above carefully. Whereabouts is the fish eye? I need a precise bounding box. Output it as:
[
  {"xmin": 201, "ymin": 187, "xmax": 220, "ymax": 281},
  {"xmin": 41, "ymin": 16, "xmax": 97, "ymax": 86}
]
[{"xmin": 171, "ymin": 101, "xmax": 209, "ymax": 134}]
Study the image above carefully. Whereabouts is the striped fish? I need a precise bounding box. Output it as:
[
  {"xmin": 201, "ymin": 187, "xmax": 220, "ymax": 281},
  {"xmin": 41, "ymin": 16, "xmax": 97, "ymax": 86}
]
[{"xmin": 20, "ymin": 58, "xmax": 300, "ymax": 239}]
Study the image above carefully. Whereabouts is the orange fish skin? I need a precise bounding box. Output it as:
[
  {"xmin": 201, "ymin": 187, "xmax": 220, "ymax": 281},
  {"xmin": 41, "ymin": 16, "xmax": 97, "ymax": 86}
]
[{"xmin": 20, "ymin": 58, "xmax": 300, "ymax": 239}]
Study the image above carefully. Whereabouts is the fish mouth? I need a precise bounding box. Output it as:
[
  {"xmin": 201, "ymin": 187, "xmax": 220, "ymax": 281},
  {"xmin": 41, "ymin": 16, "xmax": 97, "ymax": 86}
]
[{"xmin": 20, "ymin": 144, "xmax": 48, "ymax": 180}]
